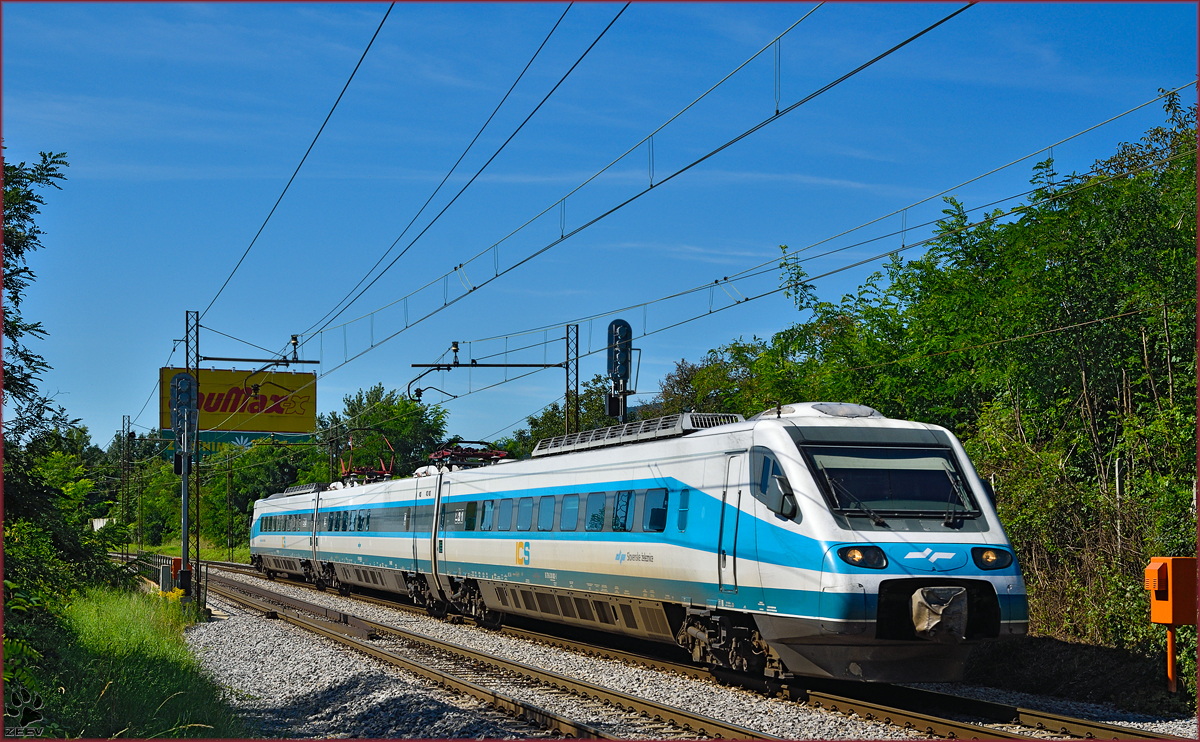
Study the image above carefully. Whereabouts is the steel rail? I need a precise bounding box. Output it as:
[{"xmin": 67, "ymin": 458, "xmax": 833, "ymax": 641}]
[
  {"xmin": 208, "ymin": 574, "xmax": 779, "ymax": 740},
  {"xmin": 199, "ymin": 560, "xmax": 1190, "ymax": 741},
  {"xmin": 206, "ymin": 581, "xmax": 615, "ymax": 739}
]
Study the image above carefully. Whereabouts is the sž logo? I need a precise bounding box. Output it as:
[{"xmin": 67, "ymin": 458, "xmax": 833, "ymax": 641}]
[{"xmin": 515, "ymin": 541, "xmax": 530, "ymax": 566}]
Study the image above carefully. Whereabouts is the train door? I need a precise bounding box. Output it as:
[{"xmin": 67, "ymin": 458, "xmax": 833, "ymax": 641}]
[
  {"xmin": 432, "ymin": 477, "xmax": 451, "ymax": 595},
  {"xmin": 401, "ymin": 479, "xmax": 418, "ymax": 572},
  {"xmin": 718, "ymin": 452, "xmax": 745, "ymax": 593},
  {"xmin": 414, "ymin": 479, "xmax": 436, "ymax": 577},
  {"xmin": 310, "ymin": 491, "xmax": 321, "ymax": 566}
]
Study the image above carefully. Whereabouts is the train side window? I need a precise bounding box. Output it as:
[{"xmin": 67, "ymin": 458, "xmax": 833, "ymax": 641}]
[
  {"xmin": 560, "ymin": 494, "xmax": 579, "ymax": 531},
  {"xmin": 480, "ymin": 500, "xmax": 494, "ymax": 531},
  {"xmin": 677, "ymin": 489, "xmax": 690, "ymax": 531},
  {"xmin": 753, "ymin": 447, "xmax": 784, "ymax": 508},
  {"xmin": 537, "ymin": 496, "xmax": 556, "ymax": 532},
  {"xmin": 363, "ymin": 511, "xmax": 371, "ymax": 532},
  {"xmin": 517, "ymin": 497, "xmax": 534, "ymax": 531},
  {"xmin": 612, "ymin": 491, "xmax": 635, "ymax": 532},
  {"xmin": 402, "ymin": 508, "xmax": 411, "ymax": 531},
  {"xmin": 643, "ymin": 488, "xmax": 668, "ymax": 532},
  {"xmin": 497, "ymin": 498, "xmax": 514, "ymax": 531},
  {"xmin": 465, "ymin": 501, "xmax": 478, "ymax": 531},
  {"xmin": 585, "ymin": 493, "xmax": 606, "ymax": 532}
]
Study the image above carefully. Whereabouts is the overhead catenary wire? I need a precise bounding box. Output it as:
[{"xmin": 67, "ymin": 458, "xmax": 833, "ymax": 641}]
[
  {"xmin": 199, "ymin": 2, "xmax": 395, "ymax": 321},
  {"xmin": 298, "ymin": 2, "xmax": 577, "ymax": 338},
  {"xmin": 292, "ymin": 0, "xmax": 969, "ymax": 391},
  {"xmin": 300, "ymin": 2, "xmax": 825, "ymax": 346},
  {"xmin": 200, "ymin": 325, "xmax": 281, "ymax": 357},
  {"xmin": 301, "ymin": 2, "xmax": 629, "ymax": 339},
  {"xmin": 181, "ymin": 3, "xmax": 981, "ymax": 441},
  {"xmin": 460, "ymin": 146, "xmax": 1200, "ymax": 391},
  {"xmin": 460, "ymin": 80, "xmax": 1198, "ymax": 352}
]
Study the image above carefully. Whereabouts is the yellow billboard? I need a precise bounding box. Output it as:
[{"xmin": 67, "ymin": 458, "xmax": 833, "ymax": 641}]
[{"xmin": 159, "ymin": 368, "xmax": 316, "ymax": 434}]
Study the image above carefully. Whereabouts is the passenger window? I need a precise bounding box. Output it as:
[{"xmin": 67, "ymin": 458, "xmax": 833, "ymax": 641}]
[
  {"xmin": 560, "ymin": 495, "xmax": 579, "ymax": 531},
  {"xmin": 480, "ymin": 500, "xmax": 494, "ymax": 531},
  {"xmin": 465, "ymin": 501, "xmax": 478, "ymax": 531},
  {"xmin": 497, "ymin": 498, "xmax": 514, "ymax": 531},
  {"xmin": 585, "ymin": 493, "xmax": 606, "ymax": 532},
  {"xmin": 517, "ymin": 497, "xmax": 534, "ymax": 531},
  {"xmin": 643, "ymin": 488, "xmax": 668, "ymax": 532},
  {"xmin": 402, "ymin": 508, "xmax": 411, "ymax": 531},
  {"xmin": 537, "ymin": 496, "xmax": 556, "ymax": 531},
  {"xmin": 363, "ymin": 511, "xmax": 371, "ymax": 532},
  {"xmin": 677, "ymin": 489, "xmax": 690, "ymax": 531},
  {"xmin": 612, "ymin": 491, "xmax": 635, "ymax": 532},
  {"xmin": 340, "ymin": 511, "xmax": 348, "ymax": 531}
]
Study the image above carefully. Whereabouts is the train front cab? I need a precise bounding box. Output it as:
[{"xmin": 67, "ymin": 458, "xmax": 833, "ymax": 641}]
[{"xmin": 747, "ymin": 406, "xmax": 1028, "ymax": 682}]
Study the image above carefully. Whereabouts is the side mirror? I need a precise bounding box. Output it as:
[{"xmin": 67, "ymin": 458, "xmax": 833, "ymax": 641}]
[
  {"xmin": 774, "ymin": 476, "xmax": 799, "ymax": 520},
  {"xmin": 780, "ymin": 492, "xmax": 799, "ymax": 520},
  {"xmin": 982, "ymin": 480, "xmax": 996, "ymax": 507}
]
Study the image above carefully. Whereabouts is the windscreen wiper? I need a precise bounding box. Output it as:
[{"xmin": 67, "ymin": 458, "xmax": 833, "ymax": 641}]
[
  {"xmin": 819, "ymin": 465, "xmax": 888, "ymax": 527},
  {"xmin": 941, "ymin": 464, "xmax": 969, "ymax": 527}
]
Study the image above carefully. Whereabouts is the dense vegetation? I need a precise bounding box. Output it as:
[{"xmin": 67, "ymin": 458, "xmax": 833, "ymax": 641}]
[{"xmin": 3, "ymin": 96, "xmax": 1194, "ymax": 727}]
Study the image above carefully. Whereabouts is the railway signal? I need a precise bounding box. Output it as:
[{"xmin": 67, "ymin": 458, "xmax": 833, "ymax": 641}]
[{"xmin": 606, "ymin": 319, "xmax": 633, "ymax": 423}]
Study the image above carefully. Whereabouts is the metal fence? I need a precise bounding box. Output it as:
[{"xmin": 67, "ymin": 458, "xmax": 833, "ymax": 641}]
[{"xmin": 135, "ymin": 551, "xmax": 207, "ymax": 611}]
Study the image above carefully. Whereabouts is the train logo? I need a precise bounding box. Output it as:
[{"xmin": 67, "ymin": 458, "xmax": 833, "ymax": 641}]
[
  {"xmin": 516, "ymin": 541, "xmax": 530, "ymax": 566},
  {"xmin": 615, "ymin": 551, "xmax": 626, "ymax": 564},
  {"xmin": 904, "ymin": 548, "xmax": 955, "ymax": 563}
]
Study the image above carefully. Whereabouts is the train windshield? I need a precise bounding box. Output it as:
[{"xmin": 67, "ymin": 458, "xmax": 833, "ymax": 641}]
[{"xmin": 800, "ymin": 445, "xmax": 979, "ymax": 518}]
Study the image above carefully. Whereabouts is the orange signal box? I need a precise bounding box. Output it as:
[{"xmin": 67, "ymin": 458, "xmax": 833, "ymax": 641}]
[
  {"xmin": 1145, "ymin": 556, "xmax": 1197, "ymax": 626},
  {"xmin": 171, "ymin": 557, "xmax": 183, "ymax": 580}
]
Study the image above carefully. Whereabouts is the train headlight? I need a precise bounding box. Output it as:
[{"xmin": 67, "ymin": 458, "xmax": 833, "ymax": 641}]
[
  {"xmin": 971, "ymin": 547, "xmax": 1013, "ymax": 570},
  {"xmin": 837, "ymin": 545, "xmax": 887, "ymax": 569}
]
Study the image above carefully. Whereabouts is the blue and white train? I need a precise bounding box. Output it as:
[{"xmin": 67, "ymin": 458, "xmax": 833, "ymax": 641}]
[{"xmin": 250, "ymin": 402, "xmax": 1028, "ymax": 682}]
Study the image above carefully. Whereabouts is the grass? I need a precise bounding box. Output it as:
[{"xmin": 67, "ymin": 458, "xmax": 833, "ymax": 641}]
[
  {"xmin": 38, "ymin": 587, "xmax": 247, "ymax": 738},
  {"xmin": 140, "ymin": 537, "xmax": 251, "ymax": 564}
]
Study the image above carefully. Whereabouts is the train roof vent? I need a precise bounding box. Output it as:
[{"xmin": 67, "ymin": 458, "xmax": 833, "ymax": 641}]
[
  {"xmin": 267, "ymin": 482, "xmax": 328, "ymax": 499},
  {"xmin": 531, "ymin": 412, "xmax": 744, "ymax": 458}
]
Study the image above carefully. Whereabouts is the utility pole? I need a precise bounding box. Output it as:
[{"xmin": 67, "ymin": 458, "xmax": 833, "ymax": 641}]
[
  {"xmin": 226, "ymin": 453, "xmax": 233, "ymax": 562},
  {"xmin": 121, "ymin": 415, "xmax": 131, "ymax": 557},
  {"xmin": 565, "ymin": 325, "xmax": 579, "ymax": 435},
  {"xmin": 185, "ymin": 310, "xmax": 201, "ymax": 603}
]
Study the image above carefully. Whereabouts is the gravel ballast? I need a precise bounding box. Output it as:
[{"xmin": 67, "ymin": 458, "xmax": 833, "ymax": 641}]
[{"xmin": 188, "ymin": 594, "xmax": 555, "ymax": 738}]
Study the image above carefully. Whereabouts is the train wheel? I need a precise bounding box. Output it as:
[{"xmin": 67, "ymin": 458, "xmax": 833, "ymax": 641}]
[
  {"xmin": 476, "ymin": 610, "xmax": 504, "ymax": 630},
  {"xmin": 315, "ymin": 579, "xmax": 327, "ymax": 592},
  {"xmin": 338, "ymin": 583, "xmax": 351, "ymax": 597},
  {"xmin": 266, "ymin": 570, "xmax": 276, "ymax": 581}
]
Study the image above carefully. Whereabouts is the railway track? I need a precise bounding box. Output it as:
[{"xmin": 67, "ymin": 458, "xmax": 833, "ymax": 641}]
[
  {"xmin": 206, "ymin": 573, "xmax": 776, "ymax": 740},
  {"xmin": 126, "ymin": 555, "xmax": 1192, "ymax": 741}
]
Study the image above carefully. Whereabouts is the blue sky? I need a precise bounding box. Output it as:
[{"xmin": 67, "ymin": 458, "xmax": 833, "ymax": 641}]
[{"xmin": 3, "ymin": 2, "xmax": 1195, "ymax": 448}]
